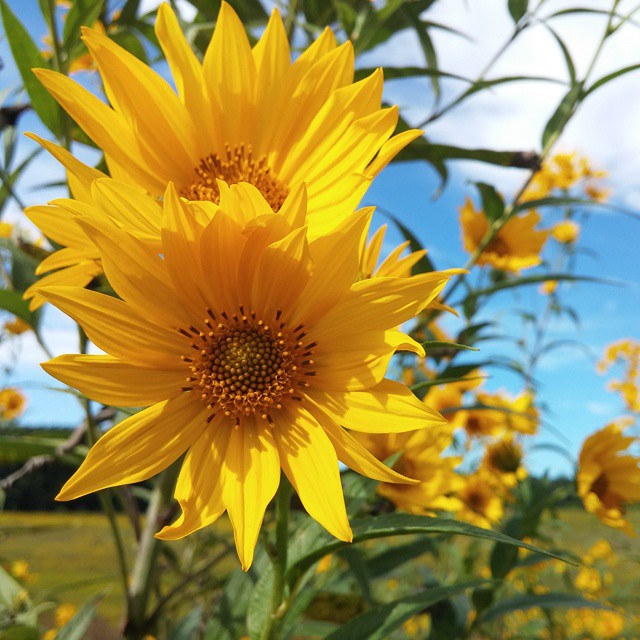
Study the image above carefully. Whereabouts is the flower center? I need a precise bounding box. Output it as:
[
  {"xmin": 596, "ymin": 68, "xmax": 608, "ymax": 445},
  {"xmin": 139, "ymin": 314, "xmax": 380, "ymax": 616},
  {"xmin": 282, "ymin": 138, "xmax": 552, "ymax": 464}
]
[
  {"xmin": 179, "ymin": 307, "xmax": 316, "ymax": 425},
  {"xmin": 591, "ymin": 472, "xmax": 624, "ymax": 511},
  {"xmin": 181, "ymin": 144, "xmax": 289, "ymax": 211},
  {"xmin": 485, "ymin": 236, "xmax": 510, "ymax": 256},
  {"xmin": 466, "ymin": 489, "xmax": 489, "ymax": 513},
  {"xmin": 487, "ymin": 442, "xmax": 521, "ymax": 473}
]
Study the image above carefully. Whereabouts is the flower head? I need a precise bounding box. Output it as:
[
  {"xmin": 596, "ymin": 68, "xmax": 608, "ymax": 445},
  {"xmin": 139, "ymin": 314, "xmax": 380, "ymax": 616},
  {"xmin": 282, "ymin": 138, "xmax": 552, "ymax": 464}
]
[
  {"xmin": 32, "ymin": 2, "xmax": 419, "ymax": 235},
  {"xmin": 459, "ymin": 198, "xmax": 549, "ymax": 273},
  {"xmin": 354, "ymin": 426, "xmax": 463, "ymax": 515},
  {"xmin": 481, "ymin": 434, "xmax": 527, "ymax": 488},
  {"xmin": 456, "ymin": 470, "xmax": 504, "ymax": 528},
  {"xmin": 42, "ymin": 182, "xmax": 456, "ymax": 569},
  {"xmin": 577, "ymin": 422, "xmax": 640, "ymax": 536},
  {"xmin": 0, "ymin": 387, "xmax": 26, "ymax": 420},
  {"xmin": 551, "ymin": 219, "xmax": 580, "ymax": 244}
]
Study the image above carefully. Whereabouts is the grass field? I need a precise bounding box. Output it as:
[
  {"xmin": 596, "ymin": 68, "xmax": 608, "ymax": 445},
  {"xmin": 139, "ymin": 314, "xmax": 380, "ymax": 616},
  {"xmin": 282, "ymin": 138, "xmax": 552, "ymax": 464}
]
[{"xmin": 1, "ymin": 509, "xmax": 639, "ymax": 638}]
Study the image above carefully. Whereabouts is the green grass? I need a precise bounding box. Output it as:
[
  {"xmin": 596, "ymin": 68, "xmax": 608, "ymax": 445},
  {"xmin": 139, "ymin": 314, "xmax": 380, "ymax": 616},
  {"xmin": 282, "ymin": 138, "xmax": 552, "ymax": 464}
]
[{"xmin": 1, "ymin": 508, "xmax": 639, "ymax": 637}]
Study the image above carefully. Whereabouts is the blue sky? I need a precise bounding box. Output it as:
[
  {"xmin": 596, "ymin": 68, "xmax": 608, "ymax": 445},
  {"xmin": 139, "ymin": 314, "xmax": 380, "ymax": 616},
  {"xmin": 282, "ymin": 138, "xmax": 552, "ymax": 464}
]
[{"xmin": 1, "ymin": 0, "xmax": 639, "ymax": 475}]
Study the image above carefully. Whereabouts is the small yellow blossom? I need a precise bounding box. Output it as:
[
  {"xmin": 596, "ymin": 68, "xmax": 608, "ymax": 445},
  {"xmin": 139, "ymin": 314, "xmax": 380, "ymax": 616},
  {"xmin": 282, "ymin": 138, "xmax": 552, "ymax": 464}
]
[
  {"xmin": 598, "ymin": 339, "xmax": 640, "ymax": 412},
  {"xmin": 551, "ymin": 220, "xmax": 580, "ymax": 244},
  {"xmin": 540, "ymin": 279, "xmax": 558, "ymax": 295},
  {"xmin": 55, "ymin": 603, "xmax": 77, "ymax": 627},
  {"xmin": 482, "ymin": 434, "xmax": 527, "ymax": 488},
  {"xmin": 10, "ymin": 560, "xmax": 30, "ymax": 581},
  {"xmin": 459, "ymin": 198, "xmax": 549, "ymax": 273},
  {"xmin": 316, "ymin": 555, "xmax": 332, "ymax": 574},
  {"xmin": 456, "ymin": 470, "xmax": 504, "ymax": 528},
  {"xmin": 3, "ymin": 317, "xmax": 31, "ymax": 335},
  {"xmin": 0, "ymin": 221, "xmax": 13, "ymax": 238},
  {"xmin": 403, "ymin": 613, "xmax": 430, "ymax": 637},
  {"xmin": 0, "ymin": 387, "xmax": 26, "ymax": 420},
  {"xmin": 585, "ymin": 183, "xmax": 610, "ymax": 202}
]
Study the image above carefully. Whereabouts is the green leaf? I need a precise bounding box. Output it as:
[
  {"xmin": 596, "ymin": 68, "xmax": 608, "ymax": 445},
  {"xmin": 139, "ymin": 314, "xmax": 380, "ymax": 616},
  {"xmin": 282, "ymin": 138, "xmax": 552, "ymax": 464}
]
[
  {"xmin": 545, "ymin": 26, "xmax": 577, "ymax": 84},
  {"xmin": 422, "ymin": 341, "xmax": 479, "ymax": 352},
  {"xmin": 286, "ymin": 514, "xmax": 570, "ymax": 588},
  {"xmin": 354, "ymin": 65, "xmax": 470, "ymax": 84},
  {"xmin": 476, "ymin": 182, "xmax": 505, "ymax": 223},
  {"xmin": 324, "ymin": 581, "xmax": 485, "ymax": 640},
  {"xmin": 339, "ymin": 547, "xmax": 374, "ymax": 606},
  {"xmin": 0, "ymin": 626, "xmax": 39, "ymax": 640},
  {"xmin": 0, "ymin": 434, "xmax": 84, "ymax": 464},
  {"xmin": 541, "ymin": 84, "xmax": 582, "ymax": 150},
  {"xmin": 367, "ymin": 539, "xmax": 436, "ymax": 579},
  {"xmin": 479, "ymin": 593, "xmax": 611, "ymax": 623},
  {"xmin": 63, "ymin": 0, "xmax": 106, "ymax": 57},
  {"xmin": 56, "ymin": 594, "xmax": 105, "ymax": 640},
  {"xmin": 465, "ymin": 273, "xmax": 621, "ymax": 299},
  {"xmin": 586, "ymin": 63, "xmax": 640, "ymax": 95},
  {"xmin": 0, "ymin": 289, "xmax": 39, "ymax": 329},
  {"xmin": 0, "ymin": 0, "xmax": 61, "ymax": 135},
  {"xmin": 168, "ymin": 606, "xmax": 204, "ymax": 640},
  {"xmin": 508, "ymin": 0, "xmax": 528, "ymax": 23}
]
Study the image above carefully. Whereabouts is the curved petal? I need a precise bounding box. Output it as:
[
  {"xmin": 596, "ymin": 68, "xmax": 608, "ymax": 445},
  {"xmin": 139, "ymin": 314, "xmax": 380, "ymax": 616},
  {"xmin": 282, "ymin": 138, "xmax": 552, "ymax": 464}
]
[
  {"xmin": 223, "ymin": 417, "xmax": 281, "ymax": 570},
  {"xmin": 37, "ymin": 286, "xmax": 185, "ymax": 366},
  {"xmin": 56, "ymin": 393, "xmax": 207, "ymax": 500},
  {"xmin": 42, "ymin": 354, "xmax": 183, "ymax": 407},
  {"xmin": 24, "ymin": 262, "xmax": 101, "ymax": 311},
  {"xmin": 274, "ymin": 405, "xmax": 352, "ymax": 542},
  {"xmin": 157, "ymin": 415, "xmax": 233, "ymax": 540},
  {"xmin": 309, "ymin": 378, "xmax": 446, "ymax": 433}
]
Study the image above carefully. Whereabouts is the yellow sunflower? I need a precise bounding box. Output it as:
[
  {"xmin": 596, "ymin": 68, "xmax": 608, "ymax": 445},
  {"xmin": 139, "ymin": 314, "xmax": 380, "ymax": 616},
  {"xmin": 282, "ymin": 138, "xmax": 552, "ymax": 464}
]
[
  {"xmin": 354, "ymin": 427, "xmax": 463, "ymax": 515},
  {"xmin": 41, "ymin": 182, "xmax": 457, "ymax": 569},
  {"xmin": 33, "ymin": 1, "xmax": 420, "ymax": 240},
  {"xmin": 481, "ymin": 434, "xmax": 527, "ymax": 488},
  {"xmin": 459, "ymin": 197, "xmax": 549, "ymax": 273},
  {"xmin": 577, "ymin": 422, "xmax": 640, "ymax": 536},
  {"xmin": 423, "ymin": 376, "xmax": 481, "ymax": 431},
  {"xmin": 456, "ymin": 470, "xmax": 504, "ymax": 529},
  {"xmin": 464, "ymin": 390, "xmax": 538, "ymax": 438}
]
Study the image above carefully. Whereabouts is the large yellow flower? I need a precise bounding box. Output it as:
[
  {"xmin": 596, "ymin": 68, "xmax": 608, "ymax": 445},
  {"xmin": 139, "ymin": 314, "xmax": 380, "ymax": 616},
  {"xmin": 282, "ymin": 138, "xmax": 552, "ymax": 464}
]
[
  {"xmin": 41, "ymin": 182, "xmax": 456, "ymax": 569},
  {"xmin": 33, "ymin": 2, "xmax": 419, "ymax": 238},
  {"xmin": 354, "ymin": 427, "xmax": 463, "ymax": 515},
  {"xmin": 577, "ymin": 422, "xmax": 640, "ymax": 536},
  {"xmin": 459, "ymin": 197, "xmax": 549, "ymax": 273}
]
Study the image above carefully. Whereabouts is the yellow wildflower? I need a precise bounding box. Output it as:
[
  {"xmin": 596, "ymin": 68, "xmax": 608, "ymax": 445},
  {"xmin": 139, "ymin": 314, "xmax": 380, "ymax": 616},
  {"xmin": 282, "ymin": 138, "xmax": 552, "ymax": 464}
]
[
  {"xmin": 316, "ymin": 555, "xmax": 332, "ymax": 574},
  {"xmin": 598, "ymin": 339, "xmax": 640, "ymax": 412},
  {"xmin": 55, "ymin": 603, "xmax": 77, "ymax": 627},
  {"xmin": 424, "ymin": 376, "xmax": 481, "ymax": 431},
  {"xmin": 577, "ymin": 422, "xmax": 640, "ymax": 536},
  {"xmin": 459, "ymin": 197, "xmax": 549, "ymax": 273},
  {"xmin": 0, "ymin": 221, "xmax": 13, "ymax": 238},
  {"xmin": 10, "ymin": 560, "xmax": 30, "ymax": 581},
  {"xmin": 354, "ymin": 426, "xmax": 463, "ymax": 515},
  {"xmin": 403, "ymin": 613, "xmax": 430, "ymax": 637},
  {"xmin": 482, "ymin": 434, "xmax": 527, "ymax": 488},
  {"xmin": 42, "ymin": 182, "xmax": 456, "ymax": 570},
  {"xmin": 551, "ymin": 219, "xmax": 580, "ymax": 244},
  {"xmin": 3, "ymin": 317, "xmax": 31, "ymax": 335},
  {"xmin": 584, "ymin": 539, "xmax": 616, "ymax": 566},
  {"xmin": 0, "ymin": 387, "xmax": 26, "ymax": 420},
  {"xmin": 585, "ymin": 183, "xmax": 610, "ymax": 202},
  {"xmin": 540, "ymin": 279, "xmax": 558, "ymax": 295},
  {"xmin": 457, "ymin": 470, "xmax": 504, "ymax": 529},
  {"xmin": 463, "ymin": 390, "xmax": 538, "ymax": 438},
  {"xmin": 33, "ymin": 2, "xmax": 420, "ymax": 239}
]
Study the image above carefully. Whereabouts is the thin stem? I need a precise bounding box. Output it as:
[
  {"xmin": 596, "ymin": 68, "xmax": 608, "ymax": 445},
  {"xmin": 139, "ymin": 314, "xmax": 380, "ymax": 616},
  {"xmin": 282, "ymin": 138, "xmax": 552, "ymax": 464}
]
[
  {"xmin": 260, "ymin": 477, "xmax": 293, "ymax": 640},
  {"xmin": 126, "ymin": 463, "xmax": 180, "ymax": 638},
  {"xmin": 78, "ymin": 329, "xmax": 131, "ymax": 610},
  {"xmin": 284, "ymin": 0, "xmax": 298, "ymax": 41}
]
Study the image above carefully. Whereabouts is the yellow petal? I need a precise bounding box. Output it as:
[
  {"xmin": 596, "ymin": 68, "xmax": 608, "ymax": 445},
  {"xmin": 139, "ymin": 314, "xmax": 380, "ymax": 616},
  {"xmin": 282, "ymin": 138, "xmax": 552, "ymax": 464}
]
[
  {"xmin": 157, "ymin": 415, "xmax": 232, "ymax": 540},
  {"xmin": 275, "ymin": 406, "xmax": 352, "ymax": 542},
  {"xmin": 309, "ymin": 378, "xmax": 446, "ymax": 433},
  {"xmin": 56, "ymin": 394, "xmax": 206, "ymax": 500},
  {"xmin": 42, "ymin": 354, "xmax": 182, "ymax": 407},
  {"xmin": 82, "ymin": 25, "xmax": 197, "ymax": 182},
  {"xmin": 37, "ymin": 286, "xmax": 184, "ymax": 366},
  {"xmin": 25, "ymin": 133, "xmax": 106, "ymax": 203},
  {"xmin": 366, "ymin": 128, "xmax": 423, "ymax": 178},
  {"xmin": 311, "ymin": 405, "xmax": 418, "ymax": 485},
  {"xmin": 33, "ymin": 69, "xmax": 164, "ymax": 192},
  {"xmin": 294, "ymin": 208, "xmax": 372, "ymax": 322},
  {"xmin": 311, "ymin": 271, "xmax": 456, "ymax": 342},
  {"xmin": 203, "ymin": 1, "xmax": 257, "ymax": 147},
  {"xmin": 24, "ymin": 262, "xmax": 101, "ymax": 311},
  {"xmin": 36, "ymin": 247, "xmax": 95, "ymax": 276},
  {"xmin": 223, "ymin": 417, "xmax": 280, "ymax": 570},
  {"xmin": 74, "ymin": 216, "xmax": 189, "ymax": 329},
  {"xmin": 24, "ymin": 204, "xmax": 96, "ymax": 251}
]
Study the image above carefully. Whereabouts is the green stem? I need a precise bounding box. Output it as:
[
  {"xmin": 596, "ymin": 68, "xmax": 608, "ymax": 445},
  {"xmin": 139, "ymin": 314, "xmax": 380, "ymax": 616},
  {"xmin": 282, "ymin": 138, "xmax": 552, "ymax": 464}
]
[
  {"xmin": 284, "ymin": 0, "xmax": 298, "ymax": 41},
  {"xmin": 78, "ymin": 329, "xmax": 131, "ymax": 611},
  {"xmin": 260, "ymin": 477, "xmax": 293, "ymax": 640},
  {"xmin": 126, "ymin": 463, "xmax": 180, "ymax": 638}
]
